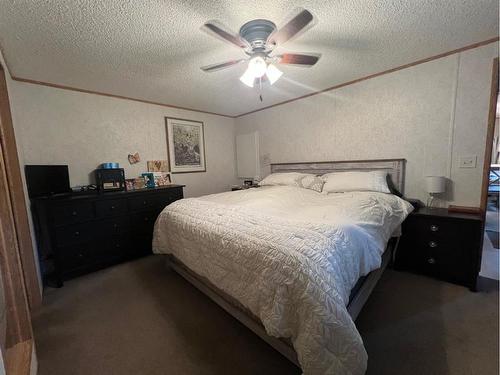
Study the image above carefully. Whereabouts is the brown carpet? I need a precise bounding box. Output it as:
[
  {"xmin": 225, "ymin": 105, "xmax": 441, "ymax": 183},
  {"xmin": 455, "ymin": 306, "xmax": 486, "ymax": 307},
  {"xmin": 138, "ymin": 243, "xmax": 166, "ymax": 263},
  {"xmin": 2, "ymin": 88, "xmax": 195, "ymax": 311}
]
[{"xmin": 33, "ymin": 256, "xmax": 499, "ymax": 375}]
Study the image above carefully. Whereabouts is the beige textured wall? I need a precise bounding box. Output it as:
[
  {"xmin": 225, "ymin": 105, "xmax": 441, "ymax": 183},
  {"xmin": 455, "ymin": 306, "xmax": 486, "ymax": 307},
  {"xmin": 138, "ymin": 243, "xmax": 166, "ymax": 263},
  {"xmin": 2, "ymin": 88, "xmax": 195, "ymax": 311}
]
[
  {"xmin": 9, "ymin": 83, "xmax": 238, "ymax": 198},
  {"xmin": 236, "ymin": 43, "xmax": 498, "ymax": 207}
]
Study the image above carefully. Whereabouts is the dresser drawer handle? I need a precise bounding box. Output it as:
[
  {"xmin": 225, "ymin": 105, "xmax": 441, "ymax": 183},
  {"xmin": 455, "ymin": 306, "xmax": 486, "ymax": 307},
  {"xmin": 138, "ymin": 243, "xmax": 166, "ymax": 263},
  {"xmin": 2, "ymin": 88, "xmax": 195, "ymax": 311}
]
[
  {"xmin": 427, "ymin": 257, "xmax": 436, "ymax": 265},
  {"xmin": 113, "ymin": 223, "xmax": 119, "ymax": 228},
  {"xmin": 72, "ymin": 211, "xmax": 78, "ymax": 216},
  {"xmin": 111, "ymin": 205, "xmax": 115, "ymax": 210},
  {"xmin": 115, "ymin": 243, "xmax": 121, "ymax": 248},
  {"xmin": 428, "ymin": 241, "xmax": 438, "ymax": 248},
  {"xmin": 430, "ymin": 224, "xmax": 439, "ymax": 232},
  {"xmin": 143, "ymin": 201, "xmax": 147, "ymax": 205},
  {"xmin": 74, "ymin": 231, "xmax": 80, "ymax": 236}
]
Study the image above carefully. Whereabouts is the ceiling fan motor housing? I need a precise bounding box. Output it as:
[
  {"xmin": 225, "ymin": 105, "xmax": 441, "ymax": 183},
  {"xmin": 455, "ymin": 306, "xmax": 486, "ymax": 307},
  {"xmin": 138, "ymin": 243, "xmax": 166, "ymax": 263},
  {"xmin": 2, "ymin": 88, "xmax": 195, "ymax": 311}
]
[{"xmin": 239, "ymin": 19, "xmax": 276, "ymax": 51}]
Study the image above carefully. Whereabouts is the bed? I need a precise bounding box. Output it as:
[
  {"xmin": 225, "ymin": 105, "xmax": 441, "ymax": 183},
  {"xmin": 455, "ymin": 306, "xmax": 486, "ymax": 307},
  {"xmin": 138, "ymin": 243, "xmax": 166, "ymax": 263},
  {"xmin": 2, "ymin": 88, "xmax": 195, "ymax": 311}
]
[{"xmin": 152, "ymin": 159, "xmax": 412, "ymax": 375}]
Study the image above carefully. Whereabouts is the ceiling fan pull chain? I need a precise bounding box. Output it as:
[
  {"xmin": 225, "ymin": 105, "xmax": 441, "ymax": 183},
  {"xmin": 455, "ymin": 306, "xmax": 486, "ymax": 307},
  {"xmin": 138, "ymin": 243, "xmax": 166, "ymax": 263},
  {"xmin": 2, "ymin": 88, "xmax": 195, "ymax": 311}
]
[{"xmin": 259, "ymin": 77, "xmax": 263, "ymax": 102}]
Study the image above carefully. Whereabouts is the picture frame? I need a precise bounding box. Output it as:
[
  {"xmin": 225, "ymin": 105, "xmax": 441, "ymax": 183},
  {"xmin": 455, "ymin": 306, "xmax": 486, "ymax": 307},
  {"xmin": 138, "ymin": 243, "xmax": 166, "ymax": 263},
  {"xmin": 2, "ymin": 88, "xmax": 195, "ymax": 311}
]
[
  {"xmin": 152, "ymin": 172, "xmax": 172, "ymax": 187},
  {"xmin": 132, "ymin": 177, "xmax": 146, "ymax": 190},
  {"xmin": 125, "ymin": 178, "xmax": 135, "ymax": 191},
  {"xmin": 166, "ymin": 117, "xmax": 206, "ymax": 173},
  {"xmin": 147, "ymin": 160, "xmax": 168, "ymax": 172},
  {"xmin": 141, "ymin": 173, "xmax": 155, "ymax": 188}
]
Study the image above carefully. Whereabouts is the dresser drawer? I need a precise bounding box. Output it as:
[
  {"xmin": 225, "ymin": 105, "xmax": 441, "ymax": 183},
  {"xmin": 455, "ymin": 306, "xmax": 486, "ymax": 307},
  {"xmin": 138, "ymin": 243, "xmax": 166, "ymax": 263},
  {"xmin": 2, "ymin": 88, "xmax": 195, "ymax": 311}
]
[
  {"xmin": 95, "ymin": 199, "xmax": 128, "ymax": 218},
  {"xmin": 52, "ymin": 201, "xmax": 94, "ymax": 226},
  {"xmin": 156, "ymin": 189, "xmax": 183, "ymax": 209},
  {"xmin": 129, "ymin": 233, "xmax": 153, "ymax": 257},
  {"xmin": 58, "ymin": 242, "xmax": 100, "ymax": 270},
  {"xmin": 128, "ymin": 195, "xmax": 161, "ymax": 211},
  {"xmin": 102, "ymin": 235, "xmax": 131, "ymax": 256},
  {"xmin": 98, "ymin": 217, "xmax": 130, "ymax": 236},
  {"xmin": 55, "ymin": 222, "xmax": 99, "ymax": 247},
  {"xmin": 130, "ymin": 210, "xmax": 159, "ymax": 235}
]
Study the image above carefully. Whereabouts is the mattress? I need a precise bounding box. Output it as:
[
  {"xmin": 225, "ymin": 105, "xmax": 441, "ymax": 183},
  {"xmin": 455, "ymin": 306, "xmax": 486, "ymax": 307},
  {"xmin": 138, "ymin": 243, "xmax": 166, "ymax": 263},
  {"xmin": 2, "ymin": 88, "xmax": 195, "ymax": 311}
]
[{"xmin": 153, "ymin": 186, "xmax": 413, "ymax": 374}]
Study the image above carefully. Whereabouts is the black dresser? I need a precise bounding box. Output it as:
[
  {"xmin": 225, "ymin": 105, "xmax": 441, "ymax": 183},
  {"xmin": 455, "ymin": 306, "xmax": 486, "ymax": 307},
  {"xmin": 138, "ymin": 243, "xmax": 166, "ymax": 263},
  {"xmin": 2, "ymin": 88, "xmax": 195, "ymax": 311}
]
[
  {"xmin": 32, "ymin": 185, "xmax": 184, "ymax": 287},
  {"xmin": 395, "ymin": 207, "xmax": 483, "ymax": 290}
]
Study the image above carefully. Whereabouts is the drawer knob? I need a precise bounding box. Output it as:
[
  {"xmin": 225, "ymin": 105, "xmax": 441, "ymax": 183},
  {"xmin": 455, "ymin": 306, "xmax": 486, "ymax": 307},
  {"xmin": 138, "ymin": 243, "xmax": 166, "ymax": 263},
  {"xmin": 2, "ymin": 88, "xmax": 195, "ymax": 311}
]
[
  {"xmin": 115, "ymin": 243, "xmax": 120, "ymax": 248},
  {"xmin": 427, "ymin": 257, "xmax": 436, "ymax": 264},
  {"xmin": 113, "ymin": 223, "xmax": 118, "ymax": 228},
  {"xmin": 75, "ymin": 231, "xmax": 80, "ymax": 236},
  {"xmin": 428, "ymin": 241, "xmax": 438, "ymax": 248},
  {"xmin": 430, "ymin": 224, "xmax": 439, "ymax": 232},
  {"xmin": 111, "ymin": 205, "xmax": 115, "ymax": 210},
  {"xmin": 143, "ymin": 201, "xmax": 147, "ymax": 205},
  {"xmin": 72, "ymin": 211, "xmax": 77, "ymax": 216}
]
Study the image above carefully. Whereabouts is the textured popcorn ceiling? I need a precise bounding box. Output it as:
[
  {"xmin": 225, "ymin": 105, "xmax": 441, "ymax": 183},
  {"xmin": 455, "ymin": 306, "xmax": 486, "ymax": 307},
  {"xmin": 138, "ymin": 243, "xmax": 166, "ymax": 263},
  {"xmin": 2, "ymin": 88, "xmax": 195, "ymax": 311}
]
[{"xmin": 0, "ymin": 0, "xmax": 497, "ymax": 117}]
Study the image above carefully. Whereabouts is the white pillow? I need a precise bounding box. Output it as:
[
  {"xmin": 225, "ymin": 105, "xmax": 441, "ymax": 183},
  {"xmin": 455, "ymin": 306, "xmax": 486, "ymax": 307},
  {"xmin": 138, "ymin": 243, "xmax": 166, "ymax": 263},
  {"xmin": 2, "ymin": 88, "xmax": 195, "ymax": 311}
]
[
  {"xmin": 297, "ymin": 174, "xmax": 324, "ymax": 193},
  {"xmin": 259, "ymin": 172, "xmax": 324, "ymax": 192},
  {"xmin": 322, "ymin": 171, "xmax": 391, "ymax": 194},
  {"xmin": 258, "ymin": 172, "xmax": 309, "ymax": 187}
]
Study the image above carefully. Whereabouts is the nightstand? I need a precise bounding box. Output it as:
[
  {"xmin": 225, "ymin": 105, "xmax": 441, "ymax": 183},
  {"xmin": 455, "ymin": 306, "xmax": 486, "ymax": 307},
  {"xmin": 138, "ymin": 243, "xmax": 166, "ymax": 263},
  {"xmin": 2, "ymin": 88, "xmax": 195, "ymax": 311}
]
[{"xmin": 395, "ymin": 207, "xmax": 483, "ymax": 291}]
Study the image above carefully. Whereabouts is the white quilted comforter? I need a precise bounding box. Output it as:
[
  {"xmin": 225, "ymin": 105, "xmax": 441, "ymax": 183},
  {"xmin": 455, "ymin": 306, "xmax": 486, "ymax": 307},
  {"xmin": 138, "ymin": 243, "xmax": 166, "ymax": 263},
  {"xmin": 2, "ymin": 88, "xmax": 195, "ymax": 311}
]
[{"xmin": 153, "ymin": 186, "xmax": 413, "ymax": 374}]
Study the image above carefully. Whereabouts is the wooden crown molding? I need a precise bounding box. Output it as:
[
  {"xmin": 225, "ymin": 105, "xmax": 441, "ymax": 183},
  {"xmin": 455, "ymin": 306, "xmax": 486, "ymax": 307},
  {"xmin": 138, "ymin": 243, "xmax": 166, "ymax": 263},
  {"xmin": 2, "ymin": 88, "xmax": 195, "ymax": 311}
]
[
  {"xmin": 9, "ymin": 36, "xmax": 499, "ymax": 119},
  {"xmin": 9, "ymin": 76, "xmax": 236, "ymax": 118},
  {"xmin": 236, "ymin": 36, "xmax": 500, "ymax": 117}
]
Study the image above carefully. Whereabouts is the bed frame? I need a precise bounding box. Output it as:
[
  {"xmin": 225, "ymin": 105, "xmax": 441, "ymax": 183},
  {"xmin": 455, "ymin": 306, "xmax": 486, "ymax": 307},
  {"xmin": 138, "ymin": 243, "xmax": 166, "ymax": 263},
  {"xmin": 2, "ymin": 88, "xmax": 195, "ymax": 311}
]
[{"xmin": 166, "ymin": 158, "xmax": 406, "ymax": 368}]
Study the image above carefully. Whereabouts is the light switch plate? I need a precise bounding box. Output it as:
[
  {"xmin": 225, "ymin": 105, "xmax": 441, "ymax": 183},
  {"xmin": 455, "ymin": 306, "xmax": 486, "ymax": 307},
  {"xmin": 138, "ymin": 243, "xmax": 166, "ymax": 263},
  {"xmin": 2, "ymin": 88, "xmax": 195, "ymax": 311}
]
[{"xmin": 459, "ymin": 155, "xmax": 477, "ymax": 168}]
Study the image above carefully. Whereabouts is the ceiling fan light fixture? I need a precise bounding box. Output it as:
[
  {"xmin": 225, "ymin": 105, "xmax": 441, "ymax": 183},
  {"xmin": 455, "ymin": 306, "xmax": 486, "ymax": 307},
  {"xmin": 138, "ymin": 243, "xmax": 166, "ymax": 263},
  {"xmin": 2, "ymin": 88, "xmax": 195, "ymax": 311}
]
[
  {"xmin": 239, "ymin": 68, "xmax": 255, "ymax": 87},
  {"xmin": 247, "ymin": 56, "xmax": 267, "ymax": 78},
  {"xmin": 266, "ymin": 64, "xmax": 282, "ymax": 85}
]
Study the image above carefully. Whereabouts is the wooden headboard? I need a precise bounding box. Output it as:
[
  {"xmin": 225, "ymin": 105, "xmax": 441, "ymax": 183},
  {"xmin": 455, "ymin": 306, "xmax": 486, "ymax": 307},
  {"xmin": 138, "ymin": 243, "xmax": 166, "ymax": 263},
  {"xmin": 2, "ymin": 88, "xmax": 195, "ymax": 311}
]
[{"xmin": 270, "ymin": 158, "xmax": 406, "ymax": 194}]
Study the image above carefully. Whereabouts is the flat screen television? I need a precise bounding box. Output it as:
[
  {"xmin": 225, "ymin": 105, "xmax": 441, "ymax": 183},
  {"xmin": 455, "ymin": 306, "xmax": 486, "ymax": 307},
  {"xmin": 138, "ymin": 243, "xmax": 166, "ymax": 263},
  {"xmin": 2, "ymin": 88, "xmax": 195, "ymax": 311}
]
[{"xmin": 25, "ymin": 165, "xmax": 71, "ymax": 198}]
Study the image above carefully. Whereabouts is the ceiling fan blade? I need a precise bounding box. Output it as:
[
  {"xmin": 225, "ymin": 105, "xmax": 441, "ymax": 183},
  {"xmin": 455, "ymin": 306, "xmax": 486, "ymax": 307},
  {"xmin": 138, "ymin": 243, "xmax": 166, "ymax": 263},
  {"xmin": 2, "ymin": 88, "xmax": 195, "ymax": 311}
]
[
  {"xmin": 276, "ymin": 53, "xmax": 320, "ymax": 66},
  {"xmin": 268, "ymin": 9, "xmax": 314, "ymax": 46},
  {"xmin": 201, "ymin": 21, "xmax": 249, "ymax": 49},
  {"xmin": 200, "ymin": 59, "xmax": 246, "ymax": 72}
]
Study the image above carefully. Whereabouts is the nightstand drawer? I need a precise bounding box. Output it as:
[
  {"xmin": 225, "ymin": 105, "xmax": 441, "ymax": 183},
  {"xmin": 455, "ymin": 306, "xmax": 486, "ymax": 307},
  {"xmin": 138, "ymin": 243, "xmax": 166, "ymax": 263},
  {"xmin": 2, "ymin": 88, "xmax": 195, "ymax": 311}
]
[{"xmin": 420, "ymin": 243, "xmax": 471, "ymax": 284}]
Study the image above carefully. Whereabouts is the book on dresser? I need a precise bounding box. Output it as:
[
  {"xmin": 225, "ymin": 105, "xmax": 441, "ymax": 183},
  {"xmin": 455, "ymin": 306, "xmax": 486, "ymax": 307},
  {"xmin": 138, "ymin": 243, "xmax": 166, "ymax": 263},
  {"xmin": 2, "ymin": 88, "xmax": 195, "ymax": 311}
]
[{"xmin": 31, "ymin": 185, "xmax": 184, "ymax": 287}]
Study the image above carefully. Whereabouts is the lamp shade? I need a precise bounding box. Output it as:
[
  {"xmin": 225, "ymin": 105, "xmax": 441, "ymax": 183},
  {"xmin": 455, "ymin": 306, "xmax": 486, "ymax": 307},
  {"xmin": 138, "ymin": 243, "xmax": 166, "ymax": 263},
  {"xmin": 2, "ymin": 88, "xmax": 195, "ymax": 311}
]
[{"xmin": 425, "ymin": 176, "xmax": 446, "ymax": 194}]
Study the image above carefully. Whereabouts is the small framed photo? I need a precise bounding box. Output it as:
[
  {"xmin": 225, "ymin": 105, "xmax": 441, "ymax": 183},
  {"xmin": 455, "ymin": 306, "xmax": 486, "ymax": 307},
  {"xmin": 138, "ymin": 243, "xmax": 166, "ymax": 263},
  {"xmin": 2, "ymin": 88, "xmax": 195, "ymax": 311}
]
[
  {"xmin": 125, "ymin": 178, "xmax": 135, "ymax": 191},
  {"xmin": 147, "ymin": 160, "xmax": 169, "ymax": 172},
  {"xmin": 152, "ymin": 172, "xmax": 172, "ymax": 187},
  {"xmin": 142, "ymin": 173, "xmax": 155, "ymax": 188},
  {"xmin": 133, "ymin": 177, "xmax": 146, "ymax": 190}
]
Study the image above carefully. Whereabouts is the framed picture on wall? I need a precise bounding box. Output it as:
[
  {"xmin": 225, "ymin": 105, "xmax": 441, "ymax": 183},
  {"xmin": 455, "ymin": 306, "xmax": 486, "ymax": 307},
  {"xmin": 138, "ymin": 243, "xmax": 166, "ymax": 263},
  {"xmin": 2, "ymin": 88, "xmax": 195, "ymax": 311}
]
[{"xmin": 165, "ymin": 117, "xmax": 206, "ymax": 173}]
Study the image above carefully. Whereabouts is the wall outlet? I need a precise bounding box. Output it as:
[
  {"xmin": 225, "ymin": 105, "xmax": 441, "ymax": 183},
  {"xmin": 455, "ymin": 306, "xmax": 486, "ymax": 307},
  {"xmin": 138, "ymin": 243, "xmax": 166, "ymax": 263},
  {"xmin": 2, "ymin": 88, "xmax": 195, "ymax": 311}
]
[{"xmin": 459, "ymin": 155, "xmax": 477, "ymax": 168}]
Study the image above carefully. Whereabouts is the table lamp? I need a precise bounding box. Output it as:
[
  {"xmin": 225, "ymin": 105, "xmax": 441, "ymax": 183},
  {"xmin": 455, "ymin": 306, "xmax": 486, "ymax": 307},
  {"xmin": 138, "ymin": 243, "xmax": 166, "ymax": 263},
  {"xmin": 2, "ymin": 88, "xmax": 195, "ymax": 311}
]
[{"xmin": 426, "ymin": 176, "xmax": 446, "ymax": 208}]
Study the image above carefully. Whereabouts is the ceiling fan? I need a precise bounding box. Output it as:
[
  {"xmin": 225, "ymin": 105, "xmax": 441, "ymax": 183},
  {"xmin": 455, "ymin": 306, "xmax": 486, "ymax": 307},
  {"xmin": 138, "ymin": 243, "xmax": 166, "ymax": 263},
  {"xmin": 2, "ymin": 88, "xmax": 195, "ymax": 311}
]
[{"xmin": 200, "ymin": 8, "xmax": 320, "ymax": 88}]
